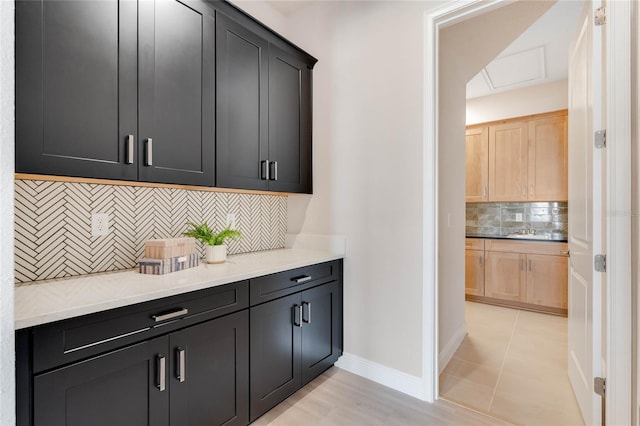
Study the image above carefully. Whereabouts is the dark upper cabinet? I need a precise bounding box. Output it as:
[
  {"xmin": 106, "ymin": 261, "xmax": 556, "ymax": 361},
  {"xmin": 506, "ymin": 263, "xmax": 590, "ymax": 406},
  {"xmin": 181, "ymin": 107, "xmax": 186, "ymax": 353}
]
[
  {"xmin": 15, "ymin": 0, "xmax": 138, "ymax": 181},
  {"xmin": 33, "ymin": 337, "xmax": 170, "ymax": 426},
  {"xmin": 138, "ymin": 0, "xmax": 215, "ymax": 186},
  {"xmin": 16, "ymin": 0, "xmax": 215, "ymax": 186},
  {"xmin": 216, "ymin": 12, "xmax": 315, "ymax": 194},
  {"xmin": 268, "ymin": 45, "xmax": 312, "ymax": 193},
  {"xmin": 16, "ymin": 0, "xmax": 314, "ymax": 192},
  {"xmin": 215, "ymin": 12, "xmax": 269, "ymax": 191}
]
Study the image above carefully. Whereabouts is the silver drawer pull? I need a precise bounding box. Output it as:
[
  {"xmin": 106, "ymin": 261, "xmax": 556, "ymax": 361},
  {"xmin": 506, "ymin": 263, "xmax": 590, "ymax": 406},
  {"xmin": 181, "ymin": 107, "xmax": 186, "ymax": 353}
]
[
  {"xmin": 176, "ymin": 348, "xmax": 186, "ymax": 383},
  {"xmin": 126, "ymin": 135, "xmax": 134, "ymax": 164},
  {"xmin": 302, "ymin": 301, "xmax": 311, "ymax": 324},
  {"xmin": 157, "ymin": 355, "xmax": 166, "ymax": 391},
  {"xmin": 145, "ymin": 138, "xmax": 153, "ymax": 166},
  {"xmin": 152, "ymin": 308, "xmax": 188, "ymax": 322},
  {"xmin": 291, "ymin": 275, "xmax": 312, "ymax": 284}
]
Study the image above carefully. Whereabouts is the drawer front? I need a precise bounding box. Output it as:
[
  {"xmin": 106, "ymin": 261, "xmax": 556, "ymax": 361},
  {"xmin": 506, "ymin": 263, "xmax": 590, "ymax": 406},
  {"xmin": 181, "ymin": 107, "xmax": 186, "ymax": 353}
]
[
  {"xmin": 250, "ymin": 260, "xmax": 341, "ymax": 306},
  {"xmin": 465, "ymin": 238, "xmax": 485, "ymax": 250},
  {"xmin": 485, "ymin": 239, "xmax": 569, "ymax": 256},
  {"xmin": 32, "ymin": 280, "xmax": 248, "ymax": 373}
]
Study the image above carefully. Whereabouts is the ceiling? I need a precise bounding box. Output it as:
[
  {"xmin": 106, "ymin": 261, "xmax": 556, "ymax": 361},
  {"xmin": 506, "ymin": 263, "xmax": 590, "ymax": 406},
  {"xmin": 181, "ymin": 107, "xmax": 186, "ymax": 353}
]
[
  {"xmin": 262, "ymin": 0, "xmax": 585, "ymax": 100},
  {"xmin": 466, "ymin": 0, "xmax": 584, "ymax": 99}
]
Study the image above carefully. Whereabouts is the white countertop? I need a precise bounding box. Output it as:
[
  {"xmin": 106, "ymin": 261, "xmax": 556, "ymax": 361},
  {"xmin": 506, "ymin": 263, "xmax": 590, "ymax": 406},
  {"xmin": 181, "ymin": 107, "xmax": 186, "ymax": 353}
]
[{"xmin": 15, "ymin": 248, "xmax": 343, "ymax": 329}]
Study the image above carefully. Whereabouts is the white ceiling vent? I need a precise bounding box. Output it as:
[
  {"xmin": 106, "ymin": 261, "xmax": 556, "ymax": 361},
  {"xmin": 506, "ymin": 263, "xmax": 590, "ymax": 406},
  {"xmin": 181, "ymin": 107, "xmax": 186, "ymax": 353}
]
[{"xmin": 485, "ymin": 46, "xmax": 546, "ymax": 89}]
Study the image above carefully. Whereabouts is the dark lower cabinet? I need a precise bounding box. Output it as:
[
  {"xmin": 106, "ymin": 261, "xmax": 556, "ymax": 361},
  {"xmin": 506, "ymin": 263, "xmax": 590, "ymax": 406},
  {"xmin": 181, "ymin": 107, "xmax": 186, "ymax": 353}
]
[
  {"xmin": 250, "ymin": 281, "xmax": 343, "ymax": 421},
  {"xmin": 34, "ymin": 337, "xmax": 169, "ymax": 426},
  {"xmin": 169, "ymin": 311, "xmax": 249, "ymax": 426},
  {"xmin": 30, "ymin": 310, "xmax": 249, "ymax": 426}
]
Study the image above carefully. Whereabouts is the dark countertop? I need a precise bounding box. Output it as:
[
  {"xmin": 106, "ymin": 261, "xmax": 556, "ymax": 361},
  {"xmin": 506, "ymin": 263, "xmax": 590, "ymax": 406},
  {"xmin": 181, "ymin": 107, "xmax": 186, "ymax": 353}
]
[{"xmin": 466, "ymin": 235, "xmax": 568, "ymax": 243}]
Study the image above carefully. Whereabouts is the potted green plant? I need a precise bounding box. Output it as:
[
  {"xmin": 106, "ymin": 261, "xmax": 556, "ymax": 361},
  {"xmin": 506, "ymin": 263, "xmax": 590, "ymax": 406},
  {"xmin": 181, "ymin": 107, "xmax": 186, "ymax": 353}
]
[{"xmin": 183, "ymin": 222, "xmax": 241, "ymax": 264}]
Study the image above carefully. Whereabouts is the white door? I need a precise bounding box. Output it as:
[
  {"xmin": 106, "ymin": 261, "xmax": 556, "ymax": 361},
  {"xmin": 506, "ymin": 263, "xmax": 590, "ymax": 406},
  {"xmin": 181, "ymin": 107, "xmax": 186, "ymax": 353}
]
[{"xmin": 567, "ymin": 1, "xmax": 605, "ymax": 425}]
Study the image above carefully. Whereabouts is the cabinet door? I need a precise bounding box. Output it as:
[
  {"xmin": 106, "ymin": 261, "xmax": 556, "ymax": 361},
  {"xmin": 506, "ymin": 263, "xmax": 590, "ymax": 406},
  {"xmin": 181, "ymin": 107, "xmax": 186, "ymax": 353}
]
[
  {"xmin": 16, "ymin": 0, "xmax": 137, "ymax": 180},
  {"xmin": 526, "ymin": 254, "xmax": 568, "ymax": 309},
  {"xmin": 138, "ymin": 0, "xmax": 215, "ymax": 186},
  {"xmin": 301, "ymin": 281, "xmax": 343, "ymax": 385},
  {"xmin": 488, "ymin": 121, "xmax": 528, "ymax": 201},
  {"xmin": 527, "ymin": 115, "xmax": 568, "ymax": 201},
  {"xmin": 465, "ymin": 127, "xmax": 489, "ymax": 202},
  {"xmin": 33, "ymin": 337, "xmax": 169, "ymax": 426},
  {"xmin": 216, "ymin": 12, "xmax": 269, "ymax": 191},
  {"xmin": 485, "ymin": 251, "xmax": 526, "ymax": 302},
  {"xmin": 250, "ymin": 292, "xmax": 301, "ymax": 421},
  {"xmin": 465, "ymin": 249, "xmax": 485, "ymax": 296},
  {"xmin": 268, "ymin": 45, "xmax": 312, "ymax": 193},
  {"xmin": 170, "ymin": 310, "xmax": 249, "ymax": 426}
]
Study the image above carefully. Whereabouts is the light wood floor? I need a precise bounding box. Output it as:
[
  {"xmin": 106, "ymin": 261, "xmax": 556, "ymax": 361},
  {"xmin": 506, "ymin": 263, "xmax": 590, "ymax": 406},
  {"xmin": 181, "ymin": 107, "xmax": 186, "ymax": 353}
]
[
  {"xmin": 253, "ymin": 367, "xmax": 511, "ymax": 425},
  {"xmin": 440, "ymin": 301, "xmax": 584, "ymax": 426}
]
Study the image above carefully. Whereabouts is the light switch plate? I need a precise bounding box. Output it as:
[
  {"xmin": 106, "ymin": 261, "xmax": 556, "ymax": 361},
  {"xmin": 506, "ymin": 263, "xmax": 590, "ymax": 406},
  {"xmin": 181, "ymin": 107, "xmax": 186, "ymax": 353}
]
[
  {"xmin": 226, "ymin": 213, "xmax": 236, "ymax": 230},
  {"xmin": 515, "ymin": 213, "xmax": 523, "ymax": 222}
]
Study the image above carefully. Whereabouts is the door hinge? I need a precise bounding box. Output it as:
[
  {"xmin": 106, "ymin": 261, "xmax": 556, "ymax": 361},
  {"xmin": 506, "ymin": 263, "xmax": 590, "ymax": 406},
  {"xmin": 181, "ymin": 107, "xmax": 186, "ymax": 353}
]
[
  {"xmin": 595, "ymin": 6, "xmax": 606, "ymax": 26},
  {"xmin": 594, "ymin": 130, "xmax": 606, "ymax": 149},
  {"xmin": 594, "ymin": 376, "xmax": 605, "ymax": 396},
  {"xmin": 594, "ymin": 254, "xmax": 606, "ymax": 272}
]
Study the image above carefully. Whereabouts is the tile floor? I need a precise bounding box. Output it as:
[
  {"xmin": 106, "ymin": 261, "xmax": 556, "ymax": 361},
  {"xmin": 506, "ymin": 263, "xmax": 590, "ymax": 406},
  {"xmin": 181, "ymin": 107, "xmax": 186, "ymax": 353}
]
[{"xmin": 439, "ymin": 301, "xmax": 585, "ymax": 426}]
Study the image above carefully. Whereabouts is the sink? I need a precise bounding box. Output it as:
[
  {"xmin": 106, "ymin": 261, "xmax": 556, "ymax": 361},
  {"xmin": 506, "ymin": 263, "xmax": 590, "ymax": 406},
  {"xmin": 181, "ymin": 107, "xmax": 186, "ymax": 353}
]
[{"xmin": 506, "ymin": 233, "xmax": 551, "ymax": 240}]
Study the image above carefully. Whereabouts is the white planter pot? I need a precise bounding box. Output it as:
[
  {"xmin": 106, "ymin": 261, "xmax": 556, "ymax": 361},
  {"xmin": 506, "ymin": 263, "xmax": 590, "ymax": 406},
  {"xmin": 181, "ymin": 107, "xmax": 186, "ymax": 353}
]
[{"xmin": 205, "ymin": 245, "xmax": 227, "ymax": 264}]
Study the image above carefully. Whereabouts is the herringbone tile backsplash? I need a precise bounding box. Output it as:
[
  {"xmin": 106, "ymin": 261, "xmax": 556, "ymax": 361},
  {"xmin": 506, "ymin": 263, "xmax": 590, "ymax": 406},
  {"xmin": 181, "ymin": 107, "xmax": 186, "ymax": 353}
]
[{"xmin": 14, "ymin": 180, "xmax": 287, "ymax": 283}]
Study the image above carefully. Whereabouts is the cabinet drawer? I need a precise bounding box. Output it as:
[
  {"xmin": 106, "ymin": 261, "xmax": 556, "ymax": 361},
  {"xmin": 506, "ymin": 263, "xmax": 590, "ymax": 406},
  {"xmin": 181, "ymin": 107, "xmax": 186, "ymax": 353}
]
[
  {"xmin": 250, "ymin": 260, "xmax": 341, "ymax": 305},
  {"xmin": 485, "ymin": 239, "xmax": 568, "ymax": 256},
  {"xmin": 32, "ymin": 280, "xmax": 248, "ymax": 373},
  {"xmin": 465, "ymin": 238, "xmax": 485, "ymax": 250}
]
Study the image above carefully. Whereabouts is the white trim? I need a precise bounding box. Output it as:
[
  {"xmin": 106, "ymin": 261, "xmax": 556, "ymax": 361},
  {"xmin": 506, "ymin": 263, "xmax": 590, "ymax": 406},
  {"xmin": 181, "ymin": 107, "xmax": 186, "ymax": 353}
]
[
  {"xmin": 606, "ymin": 1, "xmax": 633, "ymax": 425},
  {"xmin": 335, "ymin": 353, "xmax": 425, "ymax": 400},
  {"xmin": 438, "ymin": 324, "xmax": 467, "ymax": 374}
]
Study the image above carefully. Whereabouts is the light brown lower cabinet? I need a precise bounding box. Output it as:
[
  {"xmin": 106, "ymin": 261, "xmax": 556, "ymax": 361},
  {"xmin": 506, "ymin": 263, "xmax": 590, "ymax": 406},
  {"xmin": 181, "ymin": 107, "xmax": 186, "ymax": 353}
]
[
  {"xmin": 465, "ymin": 249, "xmax": 485, "ymax": 296},
  {"xmin": 467, "ymin": 239, "xmax": 569, "ymax": 315}
]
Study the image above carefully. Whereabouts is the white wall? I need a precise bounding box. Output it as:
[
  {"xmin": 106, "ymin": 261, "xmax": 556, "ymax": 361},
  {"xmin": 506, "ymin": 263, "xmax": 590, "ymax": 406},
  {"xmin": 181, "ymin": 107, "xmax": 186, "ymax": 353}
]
[
  {"xmin": 0, "ymin": 0, "xmax": 15, "ymax": 423},
  {"xmin": 466, "ymin": 79, "xmax": 568, "ymax": 125}
]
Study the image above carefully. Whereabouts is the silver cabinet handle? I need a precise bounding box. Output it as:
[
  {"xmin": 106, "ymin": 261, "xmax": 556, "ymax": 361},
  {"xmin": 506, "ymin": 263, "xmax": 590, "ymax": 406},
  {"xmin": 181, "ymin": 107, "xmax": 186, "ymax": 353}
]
[
  {"xmin": 126, "ymin": 135, "xmax": 134, "ymax": 164},
  {"xmin": 145, "ymin": 138, "xmax": 153, "ymax": 166},
  {"xmin": 157, "ymin": 355, "xmax": 166, "ymax": 391},
  {"xmin": 261, "ymin": 160, "xmax": 269, "ymax": 180},
  {"xmin": 561, "ymin": 249, "xmax": 571, "ymax": 257},
  {"xmin": 528, "ymin": 259, "xmax": 532, "ymax": 271},
  {"xmin": 520, "ymin": 259, "xmax": 524, "ymax": 270},
  {"xmin": 292, "ymin": 275, "xmax": 312, "ymax": 284},
  {"xmin": 270, "ymin": 161, "xmax": 278, "ymax": 181},
  {"xmin": 302, "ymin": 301, "xmax": 311, "ymax": 324},
  {"xmin": 482, "ymin": 185, "xmax": 487, "ymax": 198},
  {"xmin": 176, "ymin": 348, "xmax": 186, "ymax": 383},
  {"xmin": 293, "ymin": 304, "xmax": 302, "ymax": 327},
  {"xmin": 479, "ymin": 256, "xmax": 483, "ymax": 266},
  {"xmin": 152, "ymin": 308, "xmax": 188, "ymax": 322}
]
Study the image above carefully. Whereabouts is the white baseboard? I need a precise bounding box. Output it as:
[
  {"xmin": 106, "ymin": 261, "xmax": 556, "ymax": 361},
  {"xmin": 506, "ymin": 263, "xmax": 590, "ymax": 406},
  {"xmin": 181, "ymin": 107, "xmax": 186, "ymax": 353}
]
[
  {"xmin": 438, "ymin": 323, "xmax": 467, "ymax": 374},
  {"xmin": 335, "ymin": 353, "xmax": 426, "ymax": 400}
]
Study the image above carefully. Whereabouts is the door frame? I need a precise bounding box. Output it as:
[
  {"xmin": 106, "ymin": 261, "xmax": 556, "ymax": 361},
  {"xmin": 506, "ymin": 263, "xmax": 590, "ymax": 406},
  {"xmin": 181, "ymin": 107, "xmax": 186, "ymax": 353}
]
[{"xmin": 422, "ymin": 2, "xmax": 632, "ymax": 423}]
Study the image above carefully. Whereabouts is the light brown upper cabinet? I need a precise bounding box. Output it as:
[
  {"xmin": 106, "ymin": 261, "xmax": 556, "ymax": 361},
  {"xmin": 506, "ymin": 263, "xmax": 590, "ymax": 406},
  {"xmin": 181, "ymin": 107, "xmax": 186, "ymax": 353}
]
[
  {"xmin": 488, "ymin": 121, "xmax": 529, "ymax": 202},
  {"xmin": 527, "ymin": 114, "xmax": 568, "ymax": 201},
  {"xmin": 467, "ymin": 110, "xmax": 568, "ymax": 203},
  {"xmin": 465, "ymin": 127, "xmax": 489, "ymax": 202}
]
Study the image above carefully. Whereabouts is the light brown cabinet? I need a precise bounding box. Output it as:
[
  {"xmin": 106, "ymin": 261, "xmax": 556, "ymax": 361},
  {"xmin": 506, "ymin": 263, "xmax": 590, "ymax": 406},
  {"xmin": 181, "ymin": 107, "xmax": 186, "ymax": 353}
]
[
  {"xmin": 527, "ymin": 115, "xmax": 568, "ymax": 201},
  {"xmin": 467, "ymin": 238, "xmax": 569, "ymax": 315},
  {"xmin": 466, "ymin": 110, "xmax": 568, "ymax": 203},
  {"xmin": 488, "ymin": 121, "xmax": 529, "ymax": 202},
  {"xmin": 464, "ymin": 239, "xmax": 485, "ymax": 296},
  {"xmin": 485, "ymin": 251, "xmax": 526, "ymax": 302},
  {"xmin": 465, "ymin": 127, "xmax": 489, "ymax": 202}
]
